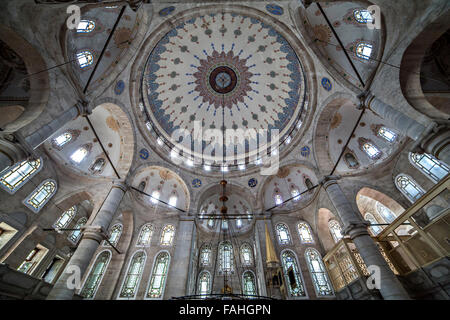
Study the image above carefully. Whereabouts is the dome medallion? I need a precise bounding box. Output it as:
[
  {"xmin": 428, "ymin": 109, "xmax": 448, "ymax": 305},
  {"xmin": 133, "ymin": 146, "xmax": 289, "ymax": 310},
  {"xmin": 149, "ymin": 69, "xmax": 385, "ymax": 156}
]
[{"xmin": 141, "ymin": 11, "xmax": 307, "ymax": 170}]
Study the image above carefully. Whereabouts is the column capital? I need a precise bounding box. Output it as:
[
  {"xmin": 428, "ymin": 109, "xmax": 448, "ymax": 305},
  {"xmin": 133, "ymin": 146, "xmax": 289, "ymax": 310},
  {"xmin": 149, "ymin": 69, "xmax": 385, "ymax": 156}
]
[
  {"xmin": 343, "ymin": 220, "xmax": 371, "ymax": 239},
  {"xmin": 75, "ymin": 100, "xmax": 92, "ymax": 117},
  {"xmin": 81, "ymin": 225, "xmax": 106, "ymax": 243},
  {"xmin": 320, "ymin": 175, "xmax": 341, "ymax": 188},
  {"xmin": 112, "ymin": 179, "xmax": 128, "ymax": 192}
]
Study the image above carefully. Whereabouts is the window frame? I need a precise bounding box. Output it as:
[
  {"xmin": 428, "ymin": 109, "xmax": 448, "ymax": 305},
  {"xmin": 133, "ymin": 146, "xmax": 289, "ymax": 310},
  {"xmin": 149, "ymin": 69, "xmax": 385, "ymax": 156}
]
[
  {"xmin": 145, "ymin": 250, "xmax": 171, "ymax": 300},
  {"xmin": 0, "ymin": 158, "xmax": 43, "ymax": 194},
  {"xmin": 117, "ymin": 250, "xmax": 147, "ymax": 300},
  {"xmin": 79, "ymin": 249, "xmax": 112, "ymax": 299},
  {"xmin": 22, "ymin": 179, "xmax": 57, "ymax": 213},
  {"xmin": 304, "ymin": 248, "xmax": 334, "ymax": 297}
]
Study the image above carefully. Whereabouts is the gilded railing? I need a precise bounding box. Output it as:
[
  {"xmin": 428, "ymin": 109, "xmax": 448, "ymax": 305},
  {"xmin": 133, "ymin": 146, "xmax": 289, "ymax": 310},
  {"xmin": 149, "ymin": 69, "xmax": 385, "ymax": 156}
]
[{"xmin": 323, "ymin": 174, "xmax": 450, "ymax": 292}]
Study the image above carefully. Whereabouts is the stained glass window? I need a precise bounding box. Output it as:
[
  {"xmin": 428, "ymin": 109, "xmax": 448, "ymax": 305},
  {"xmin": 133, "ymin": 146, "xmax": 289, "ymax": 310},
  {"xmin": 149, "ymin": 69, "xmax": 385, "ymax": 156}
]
[
  {"xmin": 137, "ymin": 224, "xmax": 153, "ymax": 247},
  {"xmin": 242, "ymin": 271, "xmax": 257, "ymax": 297},
  {"xmin": 119, "ymin": 251, "xmax": 146, "ymax": 299},
  {"xmin": 362, "ymin": 142, "xmax": 381, "ymax": 159},
  {"xmin": 17, "ymin": 245, "xmax": 48, "ymax": 275},
  {"xmin": 80, "ymin": 250, "xmax": 111, "ymax": 298},
  {"xmin": 146, "ymin": 251, "xmax": 170, "ymax": 299},
  {"xmin": 105, "ymin": 224, "xmax": 122, "ymax": 247},
  {"xmin": 281, "ymin": 250, "xmax": 306, "ymax": 297},
  {"xmin": 328, "ymin": 220, "xmax": 343, "ymax": 243},
  {"xmin": 353, "ymin": 9, "xmax": 373, "ymax": 23},
  {"xmin": 276, "ymin": 223, "xmax": 291, "ymax": 245},
  {"xmin": 356, "ymin": 43, "xmax": 373, "ymax": 60},
  {"xmin": 168, "ymin": 195, "xmax": 177, "ymax": 207},
  {"xmin": 68, "ymin": 217, "xmax": 87, "ymax": 244},
  {"xmin": 197, "ymin": 271, "xmax": 210, "ymax": 297},
  {"xmin": 71, "ymin": 146, "xmax": 89, "ymax": 163},
  {"xmin": 305, "ymin": 248, "xmax": 333, "ymax": 296},
  {"xmin": 76, "ymin": 51, "xmax": 94, "ymax": 68},
  {"xmin": 409, "ymin": 152, "xmax": 449, "ymax": 183},
  {"xmin": 90, "ymin": 158, "xmax": 105, "ymax": 174},
  {"xmin": 160, "ymin": 224, "xmax": 175, "ymax": 246},
  {"xmin": 378, "ymin": 127, "xmax": 397, "ymax": 143},
  {"xmin": 221, "ymin": 219, "xmax": 228, "ymax": 230},
  {"xmin": 297, "ymin": 222, "xmax": 314, "ymax": 244},
  {"xmin": 53, "ymin": 206, "xmax": 76, "ymax": 229},
  {"xmin": 77, "ymin": 20, "xmax": 96, "ymax": 33},
  {"xmin": 376, "ymin": 202, "xmax": 396, "ymax": 223},
  {"xmin": 219, "ymin": 241, "xmax": 234, "ymax": 274},
  {"xmin": 240, "ymin": 244, "xmax": 253, "ymax": 265},
  {"xmin": 395, "ymin": 174, "xmax": 425, "ymax": 203},
  {"xmin": 365, "ymin": 213, "xmax": 382, "ymax": 235},
  {"xmin": 151, "ymin": 190, "xmax": 160, "ymax": 204},
  {"xmin": 200, "ymin": 245, "xmax": 211, "ymax": 266},
  {"xmin": 53, "ymin": 132, "xmax": 72, "ymax": 148},
  {"xmin": 0, "ymin": 158, "xmax": 42, "ymax": 194},
  {"xmin": 207, "ymin": 218, "xmax": 214, "ymax": 228},
  {"xmin": 23, "ymin": 179, "xmax": 57, "ymax": 213},
  {"xmin": 236, "ymin": 218, "xmax": 242, "ymax": 228}
]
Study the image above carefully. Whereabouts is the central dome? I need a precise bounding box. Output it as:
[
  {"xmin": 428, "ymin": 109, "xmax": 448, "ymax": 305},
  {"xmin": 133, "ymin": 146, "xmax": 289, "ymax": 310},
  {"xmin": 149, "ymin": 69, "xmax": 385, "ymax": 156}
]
[{"xmin": 142, "ymin": 11, "xmax": 307, "ymax": 169}]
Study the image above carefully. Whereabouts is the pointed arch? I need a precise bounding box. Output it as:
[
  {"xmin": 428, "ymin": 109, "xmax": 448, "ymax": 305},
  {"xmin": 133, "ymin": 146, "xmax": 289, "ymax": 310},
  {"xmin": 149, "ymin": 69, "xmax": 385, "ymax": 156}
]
[
  {"xmin": 0, "ymin": 158, "xmax": 43, "ymax": 194},
  {"xmin": 79, "ymin": 249, "xmax": 112, "ymax": 299},
  {"xmin": 304, "ymin": 248, "xmax": 334, "ymax": 297},
  {"xmin": 23, "ymin": 179, "xmax": 57, "ymax": 213},
  {"xmin": 118, "ymin": 250, "xmax": 146, "ymax": 299},
  {"xmin": 145, "ymin": 250, "xmax": 170, "ymax": 299},
  {"xmin": 280, "ymin": 249, "xmax": 307, "ymax": 298}
]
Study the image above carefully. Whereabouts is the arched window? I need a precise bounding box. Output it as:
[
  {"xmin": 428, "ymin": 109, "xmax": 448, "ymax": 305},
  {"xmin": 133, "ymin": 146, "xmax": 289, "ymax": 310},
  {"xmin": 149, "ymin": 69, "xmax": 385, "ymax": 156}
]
[
  {"xmin": 17, "ymin": 244, "xmax": 49, "ymax": 275},
  {"xmin": 328, "ymin": 220, "xmax": 343, "ymax": 243},
  {"xmin": 376, "ymin": 202, "xmax": 396, "ymax": 223},
  {"xmin": 344, "ymin": 152, "xmax": 359, "ymax": 168},
  {"xmin": 377, "ymin": 127, "xmax": 397, "ymax": 143},
  {"xmin": 146, "ymin": 251, "xmax": 170, "ymax": 299},
  {"xmin": 118, "ymin": 251, "xmax": 146, "ymax": 299},
  {"xmin": 362, "ymin": 142, "xmax": 381, "ymax": 159},
  {"xmin": 138, "ymin": 181, "xmax": 146, "ymax": 192},
  {"xmin": 68, "ymin": 217, "xmax": 87, "ymax": 244},
  {"xmin": 199, "ymin": 245, "xmax": 211, "ymax": 266},
  {"xmin": 168, "ymin": 195, "xmax": 177, "ymax": 207},
  {"xmin": 395, "ymin": 174, "xmax": 425, "ymax": 203},
  {"xmin": 242, "ymin": 271, "xmax": 257, "ymax": 297},
  {"xmin": 274, "ymin": 194, "xmax": 283, "ymax": 205},
  {"xmin": 160, "ymin": 224, "xmax": 175, "ymax": 246},
  {"xmin": 90, "ymin": 158, "xmax": 105, "ymax": 174},
  {"xmin": 80, "ymin": 250, "xmax": 111, "ymax": 299},
  {"xmin": 364, "ymin": 213, "xmax": 382, "ymax": 235},
  {"xmin": 221, "ymin": 219, "xmax": 228, "ymax": 230},
  {"xmin": 0, "ymin": 158, "xmax": 42, "ymax": 194},
  {"xmin": 77, "ymin": 20, "xmax": 96, "ymax": 33},
  {"xmin": 305, "ymin": 248, "xmax": 333, "ymax": 296},
  {"xmin": 71, "ymin": 146, "xmax": 89, "ymax": 163},
  {"xmin": 53, "ymin": 206, "xmax": 76, "ymax": 229},
  {"xmin": 23, "ymin": 179, "xmax": 57, "ymax": 213},
  {"xmin": 53, "ymin": 132, "xmax": 72, "ymax": 148},
  {"xmin": 219, "ymin": 241, "xmax": 234, "ymax": 274},
  {"xmin": 356, "ymin": 42, "xmax": 373, "ymax": 60},
  {"xmin": 76, "ymin": 51, "xmax": 94, "ymax": 68},
  {"xmin": 240, "ymin": 244, "xmax": 253, "ymax": 266},
  {"xmin": 409, "ymin": 153, "xmax": 449, "ymax": 183},
  {"xmin": 137, "ymin": 224, "xmax": 153, "ymax": 247},
  {"xmin": 105, "ymin": 224, "xmax": 122, "ymax": 247},
  {"xmin": 353, "ymin": 9, "xmax": 373, "ymax": 23},
  {"xmin": 236, "ymin": 218, "xmax": 242, "ymax": 228},
  {"xmin": 207, "ymin": 218, "xmax": 214, "ymax": 228},
  {"xmin": 291, "ymin": 188, "xmax": 301, "ymax": 201},
  {"xmin": 150, "ymin": 190, "xmax": 160, "ymax": 204},
  {"xmin": 281, "ymin": 250, "xmax": 306, "ymax": 297},
  {"xmin": 275, "ymin": 223, "xmax": 291, "ymax": 245},
  {"xmin": 297, "ymin": 222, "xmax": 314, "ymax": 244},
  {"xmin": 197, "ymin": 271, "xmax": 210, "ymax": 297},
  {"xmin": 305, "ymin": 178, "xmax": 314, "ymax": 191}
]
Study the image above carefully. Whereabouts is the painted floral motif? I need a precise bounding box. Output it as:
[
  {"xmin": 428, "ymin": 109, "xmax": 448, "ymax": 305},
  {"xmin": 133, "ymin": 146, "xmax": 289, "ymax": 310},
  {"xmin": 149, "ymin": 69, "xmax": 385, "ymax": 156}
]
[
  {"xmin": 192, "ymin": 178, "xmax": 202, "ymax": 188},
  {"xmin": 248, "ymin": 178, "xmax": 257, "ymax": 188}
]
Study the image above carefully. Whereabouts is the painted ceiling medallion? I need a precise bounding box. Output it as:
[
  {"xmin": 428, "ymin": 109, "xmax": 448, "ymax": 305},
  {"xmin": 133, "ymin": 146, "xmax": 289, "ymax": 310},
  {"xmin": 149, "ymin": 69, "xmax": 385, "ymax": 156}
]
[
  {"xmin": 266, "ymin": 4, "xmax": 284, "ymax": 16},
  {"xmin": 139, "ymin": 148, "xmax": 149, "ymax": 159},
  {"xmin": 192, "ymin": 178, "xmax": 202, "ymax": 188},
  {"xmin": 300, "ymin": 146, "xmax": 311, "ymax": 157},
  {"xmin": 321, "ymin": 77, "xmax": 332, "ymax": 91},
  {"xmin": 195, "ymin": 51, "xmax": 252, "ymax": 108},
  {"xmin": 248, "ymin": 178, "xmax": 257, "ymax": 188},
  {"xmin": 142, "ymin": 12, "xmax": 306, "ymax": 163}
]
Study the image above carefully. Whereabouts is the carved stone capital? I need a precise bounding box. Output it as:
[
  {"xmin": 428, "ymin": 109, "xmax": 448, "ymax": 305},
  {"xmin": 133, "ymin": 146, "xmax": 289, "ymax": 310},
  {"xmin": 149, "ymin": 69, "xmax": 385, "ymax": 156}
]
[
  {"xmin": 320, "ymin": 175, "xmax": 342, "ymax": 188},
  {"xmin": 81, "ymin": 225, "xmax": 105, "ymax": 243}
]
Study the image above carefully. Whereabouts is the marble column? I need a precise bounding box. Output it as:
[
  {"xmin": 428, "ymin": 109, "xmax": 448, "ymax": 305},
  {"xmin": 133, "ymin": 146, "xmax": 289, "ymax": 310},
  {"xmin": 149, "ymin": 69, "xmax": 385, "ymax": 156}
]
[
  {"xmin": 322, "ymin": 177, "xmax": 410, "ymax": 300},
  {"xmin": 46, "ymin": 180, "xmax": 127, "ymax": 300},
  {"xmin": 363, "ymin": 92, "xmax": 449, "ymax": 165},
  {"xmin": 164, "ymin": 219, "xmax": 195, "ymax": 298}
]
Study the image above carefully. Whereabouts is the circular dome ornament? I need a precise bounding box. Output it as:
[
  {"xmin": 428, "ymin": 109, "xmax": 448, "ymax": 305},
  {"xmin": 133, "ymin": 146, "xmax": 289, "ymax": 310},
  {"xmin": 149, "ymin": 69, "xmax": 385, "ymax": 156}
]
[
  {"xmin": 192, "ymin": 178, "xmax": 202, "ymax": 188},
  {"xmin": 300, "ymin": 146, "xmax": 310, "ymax": 157},
  {"xmin": 139, "ymin": 148, "xmax": 149, "ymax": 159},
  {"xmin": 321, "ymin": 77, "xmax": 332, "ymax": 91},
  {"xmin": 159, "ymin": 6, "xmax": 175, "ymax": 17},
  {"xmin": 248, "ymin": 178, "xmax": 258, "ymax": 188},
  {"xmin": 266, "ymin": 4, "xmax": 284, "ymax": 15},
  {"xmin": 142, "ymin": 12, "xmax": 307, "ymax": 167},
  {"xmin": 114, "ymin": 80, "xmax": 125, "ymax": 95}
]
